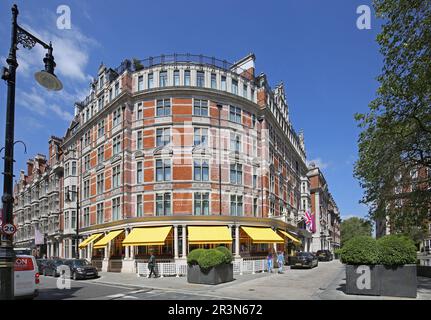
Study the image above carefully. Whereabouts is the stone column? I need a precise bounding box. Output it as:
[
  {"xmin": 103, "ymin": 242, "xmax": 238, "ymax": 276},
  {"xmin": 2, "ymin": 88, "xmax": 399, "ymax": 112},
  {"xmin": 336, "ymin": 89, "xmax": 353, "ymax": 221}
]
[
  {"xmin": 68, "ymin": 239, "xmax": 72, "ymax": 259},
  {"xmin": 228, "ymin": 225, "xmax": 233, "ymax": 253},
  {"xmin": 182, "ymin": 225, "xmax": 187, "ymax": 258},
  {"xmin": 235, "ymin": 225, "xmax": 240, "ymax": 258},
  {"xmin": 174, "ymin": 225, "xmax": 179, "ymax": 259},
  {"xmin": 124, "ymin": 228, "xmax": 129, "ymax": 260}
]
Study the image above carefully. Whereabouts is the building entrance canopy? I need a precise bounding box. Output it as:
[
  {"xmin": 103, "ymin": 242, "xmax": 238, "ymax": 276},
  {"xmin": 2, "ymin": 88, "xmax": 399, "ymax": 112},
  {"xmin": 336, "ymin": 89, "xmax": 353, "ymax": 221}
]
[
  {"xmin": 122, "ymin": 226, "xmax": 172, "ymax": 246},
  {"xmin": 241, "ymin": 226, "xmax": 284, "ymax": 244},
  {"xmin": 278, "ymin": 230, "xmax": 301, "ymax": 245},
  {"xmin": 188, "ymin": 226, "xmax": 232, "ymax": 244},
  {"xmin": 79, "ymin": 233, "xmax": 103, "ymax": 249},
  {"xmin": 93, "ymin": 230, "xmax": 123, "ymax": 249}
]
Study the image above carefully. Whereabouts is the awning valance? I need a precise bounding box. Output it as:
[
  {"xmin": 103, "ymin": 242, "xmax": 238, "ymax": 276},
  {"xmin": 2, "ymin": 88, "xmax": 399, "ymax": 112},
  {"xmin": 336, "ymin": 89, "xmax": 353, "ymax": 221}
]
[
  {"xmin": 78, "ymin": 233, "xmax": 103, "ymax": 249},
  {"xmin": 188, "ymin": 226, "xmax": 232, "ymax": 244},
  {"xmin": 279, "ymin": 230, "xmax": 301, "ymax": 244},
  {"xmin": 241, "ymin": 226, "xmax": 284, "ymax": 244},
  {"xmin": 122, "ymin": 226, "xmax": 172, "ymax": 246},
  {"xmin": 93, "ymin": 230, "xmax": 123, "ymax": 249}
]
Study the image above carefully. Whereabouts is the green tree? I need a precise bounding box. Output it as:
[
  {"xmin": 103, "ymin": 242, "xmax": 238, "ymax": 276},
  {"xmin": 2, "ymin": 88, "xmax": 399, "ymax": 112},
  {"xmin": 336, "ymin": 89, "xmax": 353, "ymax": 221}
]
[
  {"xmin": 340, "ymin": 217, "xmax": 373, "ymax": 246},
  {"xmin": 354, "ymin": 0, "xmax": 431, "ymax": 236}
]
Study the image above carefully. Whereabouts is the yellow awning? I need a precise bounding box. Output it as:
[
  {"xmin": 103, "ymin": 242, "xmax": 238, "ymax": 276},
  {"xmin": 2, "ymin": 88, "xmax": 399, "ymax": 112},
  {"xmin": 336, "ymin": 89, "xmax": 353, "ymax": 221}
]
[
  {"xmin": 188, "ymin": 226, "xmax": 232, "ymax": 244},
  {"xmin": 78, "ymin": 233, "xmax": 103, "ymax": 249},
  {"xmin": 93, "ymin": 230, "xmax": 123, "ymax": 249},
  {"xmin": 241, "ymin": 226, "xmax": 284, "ymax": 244},
  {"xmin": 279, "ymin": 230, "xmax": 301, "ymax": 244},
  {"xmin": 122, "ymin": 226, "xmax": 172, "ymax": 246}
]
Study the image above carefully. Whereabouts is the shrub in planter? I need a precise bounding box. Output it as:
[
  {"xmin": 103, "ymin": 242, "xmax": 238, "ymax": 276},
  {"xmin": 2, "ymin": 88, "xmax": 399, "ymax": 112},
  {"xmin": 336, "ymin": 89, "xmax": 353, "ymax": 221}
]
[
  {"xmin": 187, "ymin": 248, "xmax": 205, "ymax": 266},
  {"xmin": 197, "ymin": 249, "xmax": 226, "ymax": 271},
  {"xmin": 338, "ymin": 236, "xmax": 380, "ymax": 265},
  {"xmin": 377, "ymin": 235, "xmax": 416, "ymax": 266},
  {"xmin": 215, "ymin": 246, "xmax": 233, "ymax": 264}
]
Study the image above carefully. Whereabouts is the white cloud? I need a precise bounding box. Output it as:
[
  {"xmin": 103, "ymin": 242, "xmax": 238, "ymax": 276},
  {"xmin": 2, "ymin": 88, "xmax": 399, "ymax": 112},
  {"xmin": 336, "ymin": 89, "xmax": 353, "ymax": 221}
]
[{"xmin": 307, "ymin": 158, "xmax": 330, "ymax": 169}]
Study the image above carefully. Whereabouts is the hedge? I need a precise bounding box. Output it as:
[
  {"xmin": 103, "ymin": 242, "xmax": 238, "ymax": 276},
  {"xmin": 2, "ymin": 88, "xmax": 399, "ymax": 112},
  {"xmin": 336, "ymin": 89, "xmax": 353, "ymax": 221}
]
[
  {"xmin": 197, "ymin": 249, "xmax": 226, "ymax": 270},
  {"xmin": 187, "ymin": 248, "xmax": 205, "ymax": 266},
  {"xmin": 338, "ymin": 234, "xmax": 417, "ymax": 266},
  {"xmin": 215, "ymin": 246, "xmax": 233, "ymax": 264}
]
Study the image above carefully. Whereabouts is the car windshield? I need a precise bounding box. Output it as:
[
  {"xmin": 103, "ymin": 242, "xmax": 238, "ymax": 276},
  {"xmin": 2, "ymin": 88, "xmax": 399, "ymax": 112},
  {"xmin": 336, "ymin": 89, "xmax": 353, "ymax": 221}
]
[{"xmin": 73, "ymin": 260, "xmax": 90, "ymax": 267}]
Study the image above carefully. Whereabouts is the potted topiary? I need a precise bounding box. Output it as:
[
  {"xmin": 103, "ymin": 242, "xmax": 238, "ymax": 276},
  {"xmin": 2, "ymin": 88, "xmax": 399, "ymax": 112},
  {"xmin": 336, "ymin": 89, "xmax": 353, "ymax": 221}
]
[
  {"xmin": 339, "ymin": 235, "xmax": 417, "ymax": 298},
  {"xmin": 187, "ymin": 247, "xmax": 234, "ymax": 285}
]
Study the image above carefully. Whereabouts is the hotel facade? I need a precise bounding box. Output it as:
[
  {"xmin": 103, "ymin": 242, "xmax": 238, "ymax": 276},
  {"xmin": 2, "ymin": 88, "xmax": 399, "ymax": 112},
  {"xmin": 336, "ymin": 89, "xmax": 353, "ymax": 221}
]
[{"xmin": 13, "ymin": 53, "xmax": 322, "ymax": 272}]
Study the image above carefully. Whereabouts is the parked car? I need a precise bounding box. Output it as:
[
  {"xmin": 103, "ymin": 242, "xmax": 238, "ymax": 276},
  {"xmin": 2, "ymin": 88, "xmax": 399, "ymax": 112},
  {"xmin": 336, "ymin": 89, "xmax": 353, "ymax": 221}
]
[
  {"xmin": 290, "ymin": 252, "xmax": 319, "ymax": 269},
  {"xmin": 42, "ymin": 259, "xmax": 66, "ymax": 277},
  {"xmin": 63, "ymin": 259, "xmax": 98, "ymax": 280},
  {"xmin": 14, "ymin": 255, "xmax": 39, "ymax": 299},
  {"xmin": 316, "ymin": 250, "xmax": 333, "ymax": 262},
  {"xmin": 36, "ymin": 259, "xmax": 49, "ymax": 275}
]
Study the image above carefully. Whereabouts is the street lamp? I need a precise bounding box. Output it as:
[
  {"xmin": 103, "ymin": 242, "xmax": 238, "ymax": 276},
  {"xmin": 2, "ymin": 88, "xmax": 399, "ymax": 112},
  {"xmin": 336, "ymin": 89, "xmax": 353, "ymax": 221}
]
[
  {"xmin": 0, "ymin": 4, "xmax": 62, "ymax": 300},
  {"xmin": 65, "ymin": 187, "xmax": 80, "ymax": 260}
]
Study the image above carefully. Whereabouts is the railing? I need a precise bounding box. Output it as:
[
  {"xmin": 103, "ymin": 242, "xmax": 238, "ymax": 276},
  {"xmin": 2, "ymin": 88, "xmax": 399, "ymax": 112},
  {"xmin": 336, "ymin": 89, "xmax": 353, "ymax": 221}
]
[{"xmin": 136, "ymin": 259, "xmax": 268, "ymax": 277}]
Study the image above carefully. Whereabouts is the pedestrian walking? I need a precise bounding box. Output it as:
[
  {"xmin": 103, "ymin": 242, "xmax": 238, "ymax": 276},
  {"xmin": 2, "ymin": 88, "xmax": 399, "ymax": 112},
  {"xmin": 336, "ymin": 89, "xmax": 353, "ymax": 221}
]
[
  {"xmin": 267, "ymin": 252, "xmax": 273, "ymax": 273},
  {"xmin": 148, "ymin": 252, "xmax": 157, "ymax": 278},
  {"xmin": 277, "ymin": 251, "xmax": 285, "ymax": 274}
]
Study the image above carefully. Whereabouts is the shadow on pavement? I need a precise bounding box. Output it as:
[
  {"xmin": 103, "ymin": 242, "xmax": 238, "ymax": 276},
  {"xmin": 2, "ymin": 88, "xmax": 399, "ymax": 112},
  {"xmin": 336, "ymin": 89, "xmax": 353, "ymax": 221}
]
[
  {"xmin": 418, "ymin": 277, "xmax": 431, "ymax": 291},
  {"xmin": 36, "ymin": 286, "xmax": 83, "ymax": 300}
]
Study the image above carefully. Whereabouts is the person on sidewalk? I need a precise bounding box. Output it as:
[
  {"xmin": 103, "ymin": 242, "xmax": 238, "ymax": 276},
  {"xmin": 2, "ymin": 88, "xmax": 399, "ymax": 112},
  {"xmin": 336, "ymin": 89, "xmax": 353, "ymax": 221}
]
[
  {"xmin": 277, "ymin": 251, "xmax": 285, "ymax": 274},
  {"xmin": 267, "ymin": 252, "xmax": 273, "ymax": 273},
  {"xmin": 148, "ymin": 252, "xmax": 157, "ymax": 278}
]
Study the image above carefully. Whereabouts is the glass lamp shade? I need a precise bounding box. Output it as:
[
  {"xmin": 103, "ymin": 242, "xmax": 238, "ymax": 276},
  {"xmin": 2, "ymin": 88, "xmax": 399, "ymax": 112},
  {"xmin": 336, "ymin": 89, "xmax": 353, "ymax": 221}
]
[{"xmin": 34, "ymin": 70, "xmax": 63, "ymax": 91}]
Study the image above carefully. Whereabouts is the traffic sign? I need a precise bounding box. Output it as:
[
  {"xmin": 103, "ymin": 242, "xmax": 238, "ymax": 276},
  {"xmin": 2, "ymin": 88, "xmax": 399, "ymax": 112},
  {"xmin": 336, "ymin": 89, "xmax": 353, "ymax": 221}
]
[{"xmin": 2, "ymin": 223, "xmax": 17, "ymax": 235}]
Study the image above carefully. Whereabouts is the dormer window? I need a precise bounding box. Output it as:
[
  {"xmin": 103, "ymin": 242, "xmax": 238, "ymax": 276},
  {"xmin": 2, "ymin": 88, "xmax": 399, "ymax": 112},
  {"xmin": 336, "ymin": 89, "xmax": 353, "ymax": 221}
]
[{"xmin": 99, "ymin": 75, "xmax": 104, "ymax": 89}]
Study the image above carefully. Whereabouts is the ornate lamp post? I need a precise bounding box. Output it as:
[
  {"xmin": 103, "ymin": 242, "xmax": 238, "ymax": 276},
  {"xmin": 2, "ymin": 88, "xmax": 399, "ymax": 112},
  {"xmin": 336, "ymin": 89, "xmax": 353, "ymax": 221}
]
[{"xmin": 0, "ymin": 4, "xmax": 62, "ymax": 300}]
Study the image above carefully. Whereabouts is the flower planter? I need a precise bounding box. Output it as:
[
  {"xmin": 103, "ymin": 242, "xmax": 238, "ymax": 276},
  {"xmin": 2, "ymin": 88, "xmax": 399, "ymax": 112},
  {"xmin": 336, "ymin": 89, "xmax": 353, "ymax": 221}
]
[
  {"xmin": 346, "ymin": 264, "xmax": 417, "ymax": 298},
  {"xmin": 187, "ymin": 263, "xmax": 233, "ymax": 285}
]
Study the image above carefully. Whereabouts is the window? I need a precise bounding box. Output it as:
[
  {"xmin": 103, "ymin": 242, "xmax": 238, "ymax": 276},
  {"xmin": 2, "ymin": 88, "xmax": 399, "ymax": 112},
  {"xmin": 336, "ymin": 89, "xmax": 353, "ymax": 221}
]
[
  {"xmin": 64, "ymin": 211, "xmax": 69, "ymax": 230},
  {"xmin": 221, "ymin": 76, "xmax": 226, "ymax": 90},
  {"xmin": 159, "ymin": 71, "xmax": 167, "ymax": 87},
  {"xmin": 138, "ymin": 75, "xmax": 144, "ymax": 91},
  {"xmin": 96, "ymin": 203, "xmax": 104, "ymax": 225},
  {"xmin": 83, "ymin": 180, "xmax": 90, "ymax": 199},
  {"xmin": 230, "ymin": 163, "xmax": 243, "ymax": 184},
  {"xmin": 194, "ymin": 160, "xmax": 209, "ymax": 181},
  {"xmin": 99, "ymin": 75, "xmax": 104, "ymax": 89},
  {"xmin": 229, "ymin": 106, "xmax": 241, "ymax": 123},
  {"xmin": 253, "ymin": 168, "xmax": 257, "ymax": 188},
  {"xmin": 113, "ymin": 108, "xmax": 121, "ymax": 127},
  {"xmin": 230, "ymin": 195, "xmax": 243, "ymax": 216},
  {"xmin": 136, "ymin": 161, "xmax": 143, "ymax": 183},
  {"xmin": 156, "ymin": 159, "xmax": 171, "ymax": 181},
  {"xmin": 251, "ymin": 88, "xmax": 255, "ymax": 100},
  {"xmin": 243, "ymin": 84, "xmax": 248, "ymax": 98},
  {"xmin": 114, "ymin": 82, "xmax": 120, "ymax": 96},
  {"xmin": 112, "ymin": 197, "xmax": 121, "ymax": 220},
  {"xmin": 156, "ymin": 128, "xmax": 170, "ymax": 147},
  {"xmin": 65, "ymin": 162, "xmax": 69, "ymax": 177},
  {"xmin": 83, "ymin": 207, "xmax": 90, "ymax": 227},
  {"xmin": 270, "ymin": 173, "xmax": 274, "ymax": 192},
  {"xmin": 148, "ymin": 73, "xmax": 154, "ymax": 89},
  {"xmin": 84, "ymin": 154, "xmax": 90, "ymax": 171},
  {"xmin": 184, "ymin": 70, "xmax": 190, "ymax": 86},
  {"xmin": 98, "ymin": 120, "xmax": 105, "ymax": 138},
  {"xmin": 136, "ymin": 103, "xmax": 143, "ymax": 120},
  {"xmin": 196, "ymin": 71, "xmax": 205, "ymax": 87},
  {"xmin": 109, "ymin": 89, "xmax": 113, "ymax": 102},
  {"xmin": 83, "ymin": 131, "xmax": 91, "ymax": 147},
  {"xmin": 193, "ymin": 99, "xmax": 208, "ymax": 116},
  {"xmin": 156, "ymin": 99, "xmax": 171, "ymax": 117},
  {"xmin": 194, "ymin": 192, "xmax": 209, "ymax": 215},
  {"xmin": 71, "ymin": 210, "xmax": 76, "ymax": 230},
  {"xmin": 97, "ymin": 145, "xmax": 104, "ymax": 164},
  {"xmin": 173, "ymin": 70, "xmax": 180, "ymax": 86},
  {"xmin": 113, "ymin": 135, "xmax": 121, "ymax": 155},
  {"xmin": 252, "ymin": 137, "xmax": 257, "ymax": 156},
  {"xmin": 137, "ymin": 130, "xmax": 143, "ymax": 150},
  {"xmin": 156, "ymin": 193, "xmax": 171, "ymax": 216},
  {"xmin": 136, "ymin": 195, "xmax": 143, "ymax": 217},
  {"xmin": 112, "ymin": 165, "xmax": 121, "ymax": 188},
  {"xmin": 97, "ymin": 173, "xmax": 104, "ymax": 194},
  {"xmin": 231, "ymin": 79, "xmax": 238, "ymax": 94},
  {"xmin": 71, "ymin": 161, "xmax": 76, "ymax": 176},
  {"xmin": 211, "ymin": 73, "xmax": 216, "ymax": 89},
  {"xmin": 98, "ymin": 96, "xmax": 104, "ymax": 110},
  {"xmin": 230, "ymin": 133, "xmax": 241, "ymax": 152},
  {"xmin": 194, "ymin": 128, "xmax": 208, "ymax": 146},
  {"xmin": 253, "ymin": 198, "xmax": 258, "ymax": 217}
]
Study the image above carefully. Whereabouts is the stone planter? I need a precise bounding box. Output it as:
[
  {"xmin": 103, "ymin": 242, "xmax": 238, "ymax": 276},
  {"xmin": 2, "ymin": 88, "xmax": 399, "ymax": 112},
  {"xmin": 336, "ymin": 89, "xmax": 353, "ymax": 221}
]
[
  {"xmin": 346, "ymin": 264, "xmax": 417, "ymax": 298},
  {"xmin": 187, "ymin": 263, "xmax": 234, "ymax": 285}
]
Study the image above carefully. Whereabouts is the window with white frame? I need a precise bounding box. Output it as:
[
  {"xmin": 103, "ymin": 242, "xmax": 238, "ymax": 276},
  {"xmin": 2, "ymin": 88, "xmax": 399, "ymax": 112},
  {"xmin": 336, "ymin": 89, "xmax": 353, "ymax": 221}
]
[
  {"xmin": 230, "ymin": 163, "xmax": 242, "ymax": 184},
  {"xmin": 96, "ymin": 173, "xmax": 104, "ymax": 194},
  {"xmin": 156, "ymin": 128, "xmax": 170, "ymax": 147},
  {"xmin": 83, "ymin": 180, "xmax": 90, "ymax": 199},
  {"xmin": 136, "ymin": 161, "xmax": 143, "ymax": 183},
  {"xmin": 253, "ymin": 167, "xmax": 257, "ymax": 188},
  {"xmin": 221, "ymin": 76, "xmax": 226, "ymax": 90},
  {"xmin": 148, "ymin": 73, "xmax": 154, "ymax": 88},
  {"xmin": 173, "ymin": 70, "xmax": 180, "ymax": 86},
  {"xmin": 98, "ymin": 120, "xmax": 105, "ymax": 138},
  {"xmin": 159, "ymin": 71, "xmax": 168, "ymax": 87},
  {"xmin": 243, "ymin": 83, "xmax": 248, "ymax": 98},
  {"xmin": 136, "ymin": 194, "xmax": 143, "ymax": 217},
  {"xmin": 211, "ymin": 73, "xmax": 216, "ymax": 89},
  {"xmin": 194, "ymin": 159, "xmax": 209, "ymax": 181},
  {"xmin": 253, "ymin": 198, "xmax": 258, "ymax": 217},
  {"xmin": 156, "ymin": 159, "xmax": 171, "ymax": 181},
  {"xmin": 96, "ymin": 203, "xmax": 104, "ymax": 224},
  {"xmin": 229, "ymin": 106, "xmax": 241, "ymax": 123},
  {"xmin": 136, "ymin": 102, "xmax": 143, "ymax": 120},
  {"xmin": 97, "ymin": 145, "xmax": 104, "ymax": 164},
  {"xmin": 113, "ymin": 135, "xmax": 121, "ymax": 155},
  {"xmin": 114, "ymin": 82, "xmax": 120, "ymax": 96},
  {"xmin": 230, "ymin": 132, "xmax": 241, "ymax": 152},
  {"xmin": 112, "ymin": 164, "xmax": 121, "ymax": 188},
  {"xmin": 156, "ymin": 99, "xmax": 171, "ymax": 117},
  {"xmin": 230, "ymin": 195, "xmax": 243, "ymax": 216},
  {"xmin": 184, "ymin": 70, "xmax": 191, "ymax": 86},
  {"xmin": 138, "ymin": 75, "xmax": 144, "ymax": 91},
  {"xmin": 112, "ymin": 197, "xmax": 121, "ymax": 220},
  {"xmin": 193, "ymin": 99, "xmax": 208, "ymax": 116},
  {"xmin": 196, "ymin": 71, "xmax": 205, "ymax": 87},
  {"xmin": 194, "ymin": 127, "xmax": 208, "ymax": 146},
  {"xmin": 231, "ymin": 79, "xmax": 238, "ymax": 94},
  {"xmin": 113, "ymin": 108, "xmax": 121, "ymax": 127},
  {"xmin": 136, "ymin": 130, "xmax": 143, "ymax": 150},
  {"xmin": 194, "ymin": 192, "xmax": 209, "ymax": 215},
  {"xmin": 83, "ymin": 207, "xmax": 90, "ymax": 227},
  {"xmin": 156, "ymin": 193, "xmax": 171, "ymax": 216}
]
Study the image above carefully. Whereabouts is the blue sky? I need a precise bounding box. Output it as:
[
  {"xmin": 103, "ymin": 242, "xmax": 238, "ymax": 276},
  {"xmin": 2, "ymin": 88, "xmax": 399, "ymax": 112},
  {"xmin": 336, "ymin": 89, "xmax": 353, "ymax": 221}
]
[{"xmin": 0, "ymin": 0, "xmax": 382, "ymax": 219}]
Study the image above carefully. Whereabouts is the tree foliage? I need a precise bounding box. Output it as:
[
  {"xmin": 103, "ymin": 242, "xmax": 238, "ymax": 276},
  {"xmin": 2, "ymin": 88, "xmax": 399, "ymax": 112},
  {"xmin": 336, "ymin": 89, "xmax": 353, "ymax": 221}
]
[
  {"xmin": 354, "ymin": 0, "xmax": 431, "ymax": 235},
  {"xmin": 340, "ymin": 217, "xmax": 373, "ymax": 246}
]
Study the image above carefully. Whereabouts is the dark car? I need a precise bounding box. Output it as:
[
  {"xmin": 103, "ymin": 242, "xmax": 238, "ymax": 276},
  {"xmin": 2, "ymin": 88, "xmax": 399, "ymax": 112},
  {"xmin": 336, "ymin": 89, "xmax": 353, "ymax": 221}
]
[
  {"xmin": 42, "ymin": 259, "xmax": 66, "ymax": 277},
  {"xmin": 316, "ymin": 250, "xmax": 333, "ymax": 262},
  {"xmin": 290, "ymin": 252, "xmax": 318, "ymax": 269},
  {"xmin": 63, "ymin": 259, "xmax": 98, "ymax": 280},
  {"xmin": 36, "ymin": 259, "xmax": 49, "ymax": 274}
]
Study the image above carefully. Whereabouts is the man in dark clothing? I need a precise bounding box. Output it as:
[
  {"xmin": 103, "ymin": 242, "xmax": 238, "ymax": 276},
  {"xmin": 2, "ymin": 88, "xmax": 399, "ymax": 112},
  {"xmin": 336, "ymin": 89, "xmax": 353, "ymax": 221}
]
[{"xmin": 148, "ymin": 253, "xmax": 157, "ymax": 278}]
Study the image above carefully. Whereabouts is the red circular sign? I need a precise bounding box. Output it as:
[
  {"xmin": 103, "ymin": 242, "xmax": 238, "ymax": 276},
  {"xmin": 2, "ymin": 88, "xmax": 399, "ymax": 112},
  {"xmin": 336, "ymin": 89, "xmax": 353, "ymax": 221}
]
[{"xmin": 2, "ymin": 223, "xmax": 17, "ymax": 235}]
